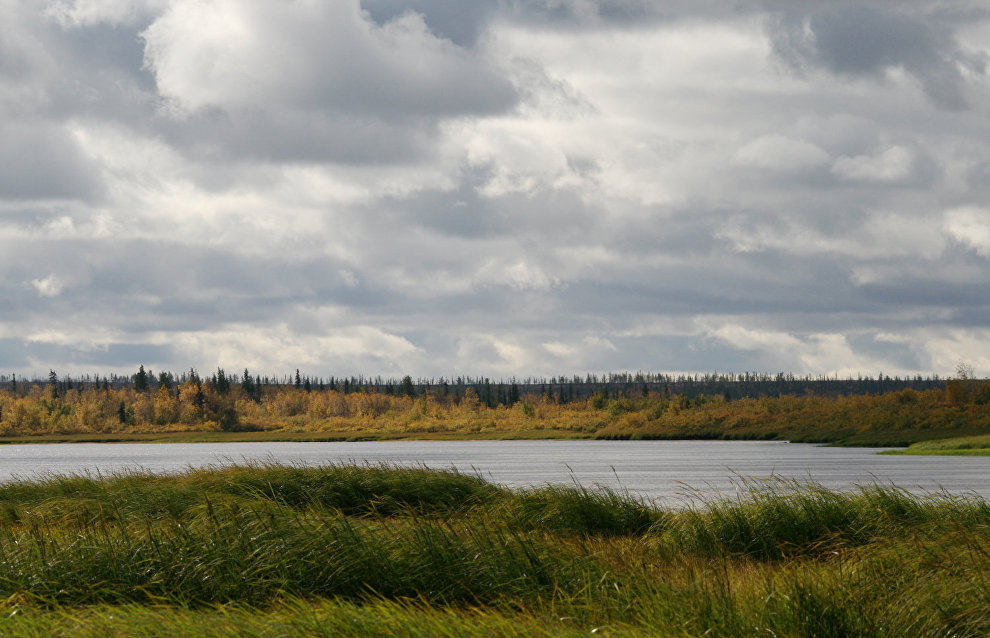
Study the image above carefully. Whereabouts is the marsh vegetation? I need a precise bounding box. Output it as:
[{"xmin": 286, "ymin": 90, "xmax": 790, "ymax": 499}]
[{"xmin": 0, "ymin": 463, "xmax": 987, "ymax": 636}]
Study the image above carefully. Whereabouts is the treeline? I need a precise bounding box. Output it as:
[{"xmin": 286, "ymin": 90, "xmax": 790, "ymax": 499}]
[
  {"xmin": 0, "ymin": 367, "xmax": 949, "ymax": 407},
  {"xmin": 0, "ymin": 366, "xmax": 986, "ymax": 445}
]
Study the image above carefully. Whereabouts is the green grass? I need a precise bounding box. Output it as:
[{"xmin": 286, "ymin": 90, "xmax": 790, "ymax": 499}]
[
  {"xmin": 0, "ymin": 464, "xmax": 986, "ymax": 636},
  {"xmin": 658, "ymin": 477, "xmax": 989, "ymax": 559},
  {"xmin": 882, "ymin": 433, "xmax": 990, "ymax": 455}
]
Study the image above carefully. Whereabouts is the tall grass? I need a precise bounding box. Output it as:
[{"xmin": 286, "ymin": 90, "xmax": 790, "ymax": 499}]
[
  {"xmin": 0, "ymin": 461, "xmax": 500, "ymax": 526},
  {"xmin": 0, "ymin": 464, "xmax": 985, "ymax": 636},
  {"xmin": 659, "ymin": 477, "xmax": 990, "ymax": 559}
]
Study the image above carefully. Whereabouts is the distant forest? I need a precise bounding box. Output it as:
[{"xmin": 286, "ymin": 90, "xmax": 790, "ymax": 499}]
[
  {"xmin": 1, "ymin": 367, "xmax": 987, "ymax": 445},
  {"xmin": 0, "ymin": 368, "xmax": 949, "ymax": 407}
]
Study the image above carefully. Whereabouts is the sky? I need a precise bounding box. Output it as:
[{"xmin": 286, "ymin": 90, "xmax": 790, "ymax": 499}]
[{"xmin": 2, "ymin": 0, "xmax": 990, "ymax": 380}]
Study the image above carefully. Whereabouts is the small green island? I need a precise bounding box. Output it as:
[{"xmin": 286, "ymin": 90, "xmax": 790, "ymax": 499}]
[{"xmin": 883, "ymin": 433, "xmax": 990, "ymax": 456}]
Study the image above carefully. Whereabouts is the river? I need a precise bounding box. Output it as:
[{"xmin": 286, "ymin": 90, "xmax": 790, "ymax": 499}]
[{"xmin": 0, "ymin": 440, "xmax": 986, "ymax": 505}]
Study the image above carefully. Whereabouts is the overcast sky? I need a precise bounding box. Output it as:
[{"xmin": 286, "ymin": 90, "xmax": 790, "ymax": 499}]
[{"xmin": 2, "ymin": 0, "xmax": 989, "ymax": 380}]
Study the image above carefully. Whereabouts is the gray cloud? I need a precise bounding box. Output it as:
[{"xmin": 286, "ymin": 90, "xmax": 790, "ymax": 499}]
[
  {"xmin": 361, "ymin": 1, "xmax": 497, "ymax": 47},
  {"xmin": 769, "ymin": 5, "xmax": 986, "ymax": 109},
  {"xmin": 137, "ymin": 0, "xmax": 517, "ymax": 165},
  {"xmin": 0, "ymin": 123, "xmax": 102, "ymax": 201}
]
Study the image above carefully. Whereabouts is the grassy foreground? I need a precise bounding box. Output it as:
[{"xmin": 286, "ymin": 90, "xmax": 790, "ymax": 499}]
[{"xmin": 0, "ymin": 463, "xmax": 986, "ymax": 636}]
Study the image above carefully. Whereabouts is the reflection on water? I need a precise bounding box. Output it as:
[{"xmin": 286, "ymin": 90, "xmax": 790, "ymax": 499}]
[{"xmin": 0, "ymin": 440, "xmax": 986, "ymax": 505}]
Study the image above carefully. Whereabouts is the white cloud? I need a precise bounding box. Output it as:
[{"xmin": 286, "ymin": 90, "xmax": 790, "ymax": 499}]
[
  {"xmin": 504, "ymin": 261, "xmax": 559, "ymax": 291},
  {"xmin": 832, "ymin": 145, "xmax": 922, "ymax": 184},
  {"xmin": 797, "ymin": 333, "xmax": 877, "ymax": 378},
  {"xmin": 921, "ymin": 329, "xmax": 990, "ymax": 378},
  {"xmin": 718, "ymin": 209, "xmax": 946, "ymax": 261},
  {"xmin": 707, "ymin": 324, "xmax": 802, "ymax": 351},
  {"xmin": 733, "ymin": 134, "xmax": 831, "ymax": 172},
  {"xmin": 46, "ymin": 0, "xmax": 166, "ymax": 27},
  {"xmin": 543, "ymin": 341, "xmax": 575, "ymax": 357},
  {"xmin": 29, "ymin": 274, "xmax": 65, "ymax": 297},
  {"xmin": 944, "ymin": 206, "xmax": 990, "ymax": 257},
  {"xmin": 704, "ymin": 322, "xmax": 902, "ymax": 377},
  {"xmin": 165, "ymin": 324, "xmax": 420, "ymax": 373},
  {"xmin": 141, "ymin": 0, "xmax": 511, "ymax": 118}
]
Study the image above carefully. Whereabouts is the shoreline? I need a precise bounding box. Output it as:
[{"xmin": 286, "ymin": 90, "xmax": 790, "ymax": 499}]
[{"xmin": 0, "ymin": 429, "xmax": 987, "ymax": 455}]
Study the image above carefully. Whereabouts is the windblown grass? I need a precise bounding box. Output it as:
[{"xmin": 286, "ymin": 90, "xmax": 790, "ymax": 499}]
[
  {"xmin": 0, "ymin": 461, "xmax": 499, "ymax": 525},
  {"xmin": 0, "ymin": 464, "xmax": 986, "ymax": 637},
  {"xmin": 659, "ymin": 477, "xmax": 990, "ymax": 559}
]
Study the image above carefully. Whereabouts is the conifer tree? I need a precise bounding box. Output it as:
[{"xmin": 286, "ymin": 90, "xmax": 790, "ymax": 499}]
[
  {"xmin": 215, "ymin": 368, "xmax": 230, "ymax": 394},
  {"xmin": 242, "ymin": 368, "xmax": 256, "ymax": 401},
  {"xmin": 134, "ymin": 365, "xmax": 149, "ymax": 392}
]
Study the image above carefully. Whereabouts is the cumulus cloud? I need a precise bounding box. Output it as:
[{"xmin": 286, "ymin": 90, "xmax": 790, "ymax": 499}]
[{"xmin": 139, "ymin": 0, "xmax": 516, "ymax": 163}]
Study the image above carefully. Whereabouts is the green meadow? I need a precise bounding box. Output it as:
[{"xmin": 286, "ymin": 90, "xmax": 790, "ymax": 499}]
[{"xmin": 0, "ymin": 463, "xmax": 985, "ymax": 636}]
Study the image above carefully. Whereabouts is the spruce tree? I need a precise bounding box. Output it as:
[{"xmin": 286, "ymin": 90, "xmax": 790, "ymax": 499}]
[
  {"xmin": 242, "ymin": 368, "xmax": 256, "ymax": 401},
  {"xmin": 134, "ymin": 365, "xmax": 149, "ymax": 392},
  {"xmin": 509, "ymin": 382, "xmax": 520, "ymax": 405}
]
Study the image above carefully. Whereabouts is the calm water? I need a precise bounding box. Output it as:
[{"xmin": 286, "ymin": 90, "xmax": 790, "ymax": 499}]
[{"xmin": 0, "ymin": 440, "xmax": 986, "ymax": 505}]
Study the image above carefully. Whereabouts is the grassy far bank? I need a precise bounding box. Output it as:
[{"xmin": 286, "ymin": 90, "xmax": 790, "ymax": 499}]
[
  {"xmin": 0, "ymin": 428, "xmax": 584, "ymax": 445},
  {"xmin": 882, "ymin": 433, "xmax": 990, "ymax": 456},
  {"xmin": 1, "ymin": 376, "xmax": 990, "ymax": 446},
  {"xmin": 0, "ymin": 462, "xmax": 987, "ymax": 637}
]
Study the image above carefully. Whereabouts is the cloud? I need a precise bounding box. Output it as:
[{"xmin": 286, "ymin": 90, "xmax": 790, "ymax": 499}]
[
  {"xmin": 944, "ymin": 206, "xmax": 990, "ymax": 257},
  {"xmin": 703, "ymin": 322, "xmax": 915, "ymax": 377},
  {"xmin": 0, "ymin": 122, "xmax": 102, "ymax": 201},
  {"xmin": 831, "ymin": 144, "xmax": 934, "ymax": 185},
  {"xmin": 29, "ymin": 275, "xmax": 65, "ymax": 298},
  {"xmin": 769, "ymin": 5, "xmax": 986, "ymax": 109},
  {"xmin": 139, "ymin": 0, "xmax": 517, "ymax": 164},
  {"xmin": 1, "ymin": 1, "xmax": 989, "ymax": 378},
  {"xmin": 46, "ymin": 0, "xmax": 166, "ymax": 27},
  {"xmin": 733, "ymin": 134, "xmax": 831, "ymax": 173},
  {"xmin": 361, "ymin": 0, "xmax": 497, "ymax": 47},
  {"xmin": 707, "ymin": 324, "xmax": 802, "ymax": 351}
]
